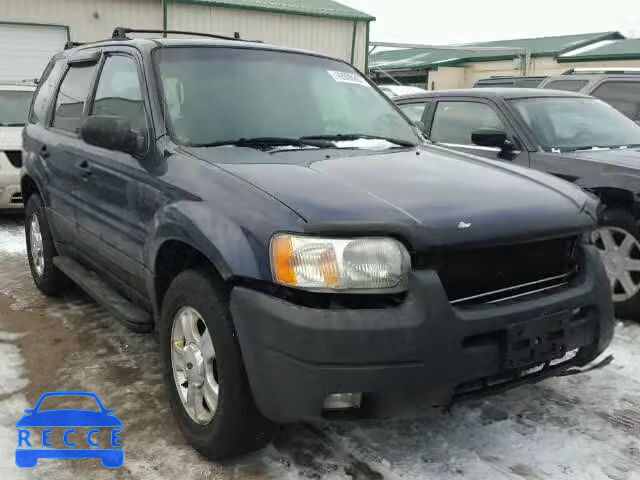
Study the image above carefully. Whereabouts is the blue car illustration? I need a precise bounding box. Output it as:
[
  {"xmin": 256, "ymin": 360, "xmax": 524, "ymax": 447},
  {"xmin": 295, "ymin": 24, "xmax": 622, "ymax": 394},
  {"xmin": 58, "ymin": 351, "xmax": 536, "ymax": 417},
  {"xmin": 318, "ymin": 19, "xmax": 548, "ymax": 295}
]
[{"xmin": 16, "ymin": 391, "xmax": 123, "ymax": 468}]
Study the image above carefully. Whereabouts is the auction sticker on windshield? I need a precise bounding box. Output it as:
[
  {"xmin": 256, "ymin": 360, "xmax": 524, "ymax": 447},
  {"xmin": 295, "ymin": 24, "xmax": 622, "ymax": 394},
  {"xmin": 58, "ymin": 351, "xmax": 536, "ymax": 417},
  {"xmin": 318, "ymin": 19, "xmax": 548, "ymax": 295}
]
[
  {"xmin": 15, "ymin": 391, "xmax": 123, "ymax": 468},
  {"xmin": 328, "ymin": 70, "xmax": 370, "ymax": 86}
]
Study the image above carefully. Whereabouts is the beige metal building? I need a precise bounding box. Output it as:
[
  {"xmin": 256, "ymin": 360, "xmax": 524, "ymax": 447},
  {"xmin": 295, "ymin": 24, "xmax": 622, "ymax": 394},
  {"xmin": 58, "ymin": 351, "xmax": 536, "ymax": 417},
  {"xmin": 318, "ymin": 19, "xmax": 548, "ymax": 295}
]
[
  {"xmin": 370, "ymin": 32, "xmax": 640, "ymax": 90},
  {"xmin": 0, "ymin": 0, "xmax": 374, "ymax": 80}
]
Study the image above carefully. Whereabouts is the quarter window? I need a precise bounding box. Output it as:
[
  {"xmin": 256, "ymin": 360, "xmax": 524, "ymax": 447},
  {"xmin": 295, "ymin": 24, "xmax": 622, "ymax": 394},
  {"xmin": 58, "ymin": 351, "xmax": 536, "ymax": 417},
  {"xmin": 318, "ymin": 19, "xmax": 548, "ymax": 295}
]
[
  {"xmin": 52, "ymin": 64, "xmax": 97, "ymax": 133},
  {"xmin": 91, "ymin": 55, "xmax": 146, "ymax": 130},
  {"xmin": 591, "ymin": 81, "xmax": 640, "ymax": 123},
  {"xmin": 29, "ymin": 59, "xmax": 65, "ymax": 124},
  {"xmin": 399, "ymin": 103, "xmax": 427, "ymax": 123},
  {"xmin": 430, "ymin": 101, "xmax": 505, "ymax": 145}
]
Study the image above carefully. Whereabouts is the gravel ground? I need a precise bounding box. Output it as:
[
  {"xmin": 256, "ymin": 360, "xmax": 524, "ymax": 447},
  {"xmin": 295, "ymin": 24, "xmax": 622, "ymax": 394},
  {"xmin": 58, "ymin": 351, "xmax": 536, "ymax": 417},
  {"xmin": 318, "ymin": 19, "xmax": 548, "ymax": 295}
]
[{"xmin": 1, "ymin": 218, "xmax": 639, "ymax": 480}]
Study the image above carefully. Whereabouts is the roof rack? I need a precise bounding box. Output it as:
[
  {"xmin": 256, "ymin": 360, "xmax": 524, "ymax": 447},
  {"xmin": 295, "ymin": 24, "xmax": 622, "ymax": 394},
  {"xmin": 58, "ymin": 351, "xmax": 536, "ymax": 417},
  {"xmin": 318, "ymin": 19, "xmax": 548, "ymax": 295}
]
[
  {"xmin": 563, "ymin": 67, "xmax": 640, "ymax": 75},
  {"xmin": 112, "ymin": 27, "xmax": 248, "ymax": 42},
  {"xmin": 64, "ymin": 41, "xmax": 84, "ymax": 50}
]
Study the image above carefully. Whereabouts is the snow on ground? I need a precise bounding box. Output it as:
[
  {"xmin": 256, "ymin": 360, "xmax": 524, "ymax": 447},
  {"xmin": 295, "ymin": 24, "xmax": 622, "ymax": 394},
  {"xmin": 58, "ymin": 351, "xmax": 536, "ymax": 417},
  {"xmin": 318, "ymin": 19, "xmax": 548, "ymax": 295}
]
[
  {"xmin": 0, "ymin": 217, "xmax": 26, "ymax": 255},
  {"xmin": 0, "ymin": 219, "xmax": 639, "ymax": 479}
]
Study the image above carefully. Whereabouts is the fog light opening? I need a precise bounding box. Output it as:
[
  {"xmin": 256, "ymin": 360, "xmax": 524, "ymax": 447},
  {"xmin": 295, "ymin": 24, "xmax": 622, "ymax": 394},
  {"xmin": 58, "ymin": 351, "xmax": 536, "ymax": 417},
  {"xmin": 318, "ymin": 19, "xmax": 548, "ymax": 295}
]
[{"xmin": 322, "ymin": 393, "xmax": 362, "ymax": 411}]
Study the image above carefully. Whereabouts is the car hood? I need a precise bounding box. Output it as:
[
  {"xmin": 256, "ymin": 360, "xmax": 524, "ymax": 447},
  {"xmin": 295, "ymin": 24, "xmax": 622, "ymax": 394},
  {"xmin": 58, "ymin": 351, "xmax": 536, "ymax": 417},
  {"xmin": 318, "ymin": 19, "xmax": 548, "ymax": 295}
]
[
  {"xmin": 564, "ymin": 147, "xmax": 640, "ymax": 169},
  {"xmin": 0, "ymin": 126, "xmax": 23, "ymax": 150},
  {"xmin": 16, "ymin": 410, "xmax": 123, "ymax": 428},
  {"xmin": 185, "ymin": 145, "xmax": 596, "ymax": 249}
]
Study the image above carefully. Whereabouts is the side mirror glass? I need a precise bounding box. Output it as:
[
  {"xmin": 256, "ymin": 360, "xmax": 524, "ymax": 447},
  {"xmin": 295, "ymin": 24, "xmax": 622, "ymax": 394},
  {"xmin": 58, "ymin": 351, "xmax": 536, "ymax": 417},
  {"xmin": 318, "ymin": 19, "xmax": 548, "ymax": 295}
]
[
  {"xmin": 80, "ymin": 116, "xmax": 145, "ymax": 156},
  {"xmin": 471, "ymin": 128, "xmax": 508, "ymax": 149}
]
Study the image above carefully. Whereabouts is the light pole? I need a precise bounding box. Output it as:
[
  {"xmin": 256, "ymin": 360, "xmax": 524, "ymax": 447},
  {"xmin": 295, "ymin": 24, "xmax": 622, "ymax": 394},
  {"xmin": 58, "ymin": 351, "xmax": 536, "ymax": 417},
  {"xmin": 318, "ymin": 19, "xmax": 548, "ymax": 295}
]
[{"xmin": 162, "ymin": 0, "xmax": 167, "ymax": 37}]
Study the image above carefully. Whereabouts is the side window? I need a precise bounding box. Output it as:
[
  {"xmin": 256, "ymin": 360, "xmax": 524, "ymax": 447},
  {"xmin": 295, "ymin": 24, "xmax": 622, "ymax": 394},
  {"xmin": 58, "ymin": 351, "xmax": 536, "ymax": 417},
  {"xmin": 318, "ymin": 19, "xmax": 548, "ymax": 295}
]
[
  {"xmin": 541, "ymin": 79, "xmax": 588, "ymax": 92},
  {"xmin": 90, "ymin": 55, "xmax": 146, "ymax": 130},
  {"xmin": 399, "ymin": 103, "xmax": 427, "ymax": 123},
  {"xmin": 430, "ymin": 101, "xmax": 505, "ymax": 145},
  {"xmin": 29, "ymin": 59, "xmax": 66, "ymax": 124},
  {"xmin": 591, "ymin": 81, "xmax": 640, "ymax": 123},
  {"xmin": 52, "ymin": 64, "xmax": 97, "ymax": 133}
]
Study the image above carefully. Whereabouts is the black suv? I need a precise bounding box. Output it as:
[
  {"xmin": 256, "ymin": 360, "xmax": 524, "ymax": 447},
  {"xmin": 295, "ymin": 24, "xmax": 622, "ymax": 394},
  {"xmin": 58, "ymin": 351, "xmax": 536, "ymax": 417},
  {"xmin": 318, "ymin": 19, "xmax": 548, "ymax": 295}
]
[
  {"xmin": 538, "ymin": 69, "xmax": 640, "ymax": 123},
  {"xmin": 22, "ymin": 30, "xmax": 613, "ymax": 459},
  {"xmin": 396, "ymin": 88, "xmax": 640, "ymax": 316}
]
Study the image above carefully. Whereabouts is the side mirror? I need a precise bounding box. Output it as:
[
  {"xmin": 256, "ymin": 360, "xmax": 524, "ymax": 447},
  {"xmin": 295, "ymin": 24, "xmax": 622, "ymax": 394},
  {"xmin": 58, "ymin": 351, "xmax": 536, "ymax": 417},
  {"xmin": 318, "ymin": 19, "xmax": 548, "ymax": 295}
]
[
  {"xmin": 81, "ymin": 116, "xmax": 145, "ymax": 156},
  {"xmin": 413, "ymin": 120, "xmax": 426, "ymax": 132},
  {"xmin": 471, "ymin": 128, "xmax": 509, "ymax": 149}
]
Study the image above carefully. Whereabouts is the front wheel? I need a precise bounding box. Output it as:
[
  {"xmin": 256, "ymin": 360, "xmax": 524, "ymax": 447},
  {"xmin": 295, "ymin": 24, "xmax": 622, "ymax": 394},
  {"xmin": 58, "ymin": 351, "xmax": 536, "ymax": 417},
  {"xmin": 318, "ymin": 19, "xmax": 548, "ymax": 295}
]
[
  {"xmin": 592, "ymin": 208, "xmax": 640, "ymax": 320},
  {"xmin": 159, "ymin": 268, "xmax": 276, "ymax": 460}
]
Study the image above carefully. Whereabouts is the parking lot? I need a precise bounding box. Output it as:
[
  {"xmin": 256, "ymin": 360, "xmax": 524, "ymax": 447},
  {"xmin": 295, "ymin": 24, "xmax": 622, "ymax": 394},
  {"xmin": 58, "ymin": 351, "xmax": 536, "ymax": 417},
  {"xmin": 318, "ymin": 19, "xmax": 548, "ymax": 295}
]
[{"xmin": 1, "ymin": 217, "xmax": 639, "ymax": 480}]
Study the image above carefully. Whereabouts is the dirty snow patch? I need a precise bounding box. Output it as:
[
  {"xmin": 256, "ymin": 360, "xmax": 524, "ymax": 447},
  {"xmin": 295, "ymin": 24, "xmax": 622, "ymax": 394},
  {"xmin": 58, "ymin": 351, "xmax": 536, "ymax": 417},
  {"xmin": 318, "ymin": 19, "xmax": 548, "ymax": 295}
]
[{"xmin": 0, "ymin": 222, "xmax": 26, "ymax": 255}]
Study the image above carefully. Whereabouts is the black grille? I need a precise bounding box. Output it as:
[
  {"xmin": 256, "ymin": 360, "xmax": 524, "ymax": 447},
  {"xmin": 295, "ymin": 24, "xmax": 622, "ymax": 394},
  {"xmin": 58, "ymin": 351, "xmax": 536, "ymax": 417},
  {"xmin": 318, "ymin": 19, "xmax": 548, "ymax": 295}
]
[
  {"xmin": 417, "ymin": 237, "xmax": 579, "ymax": 306},
  {"xmin": 4, "ymin": 151, "xmax": 22, "ymax": 168}
]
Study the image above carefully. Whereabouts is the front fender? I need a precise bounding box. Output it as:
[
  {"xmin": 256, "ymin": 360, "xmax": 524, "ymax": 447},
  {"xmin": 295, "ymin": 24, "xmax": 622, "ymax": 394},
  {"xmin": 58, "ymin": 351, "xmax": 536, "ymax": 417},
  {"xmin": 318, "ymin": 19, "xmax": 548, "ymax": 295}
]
[{"xmin": 145, "ymin": 201, "xmax": 271, "ymax": 282}]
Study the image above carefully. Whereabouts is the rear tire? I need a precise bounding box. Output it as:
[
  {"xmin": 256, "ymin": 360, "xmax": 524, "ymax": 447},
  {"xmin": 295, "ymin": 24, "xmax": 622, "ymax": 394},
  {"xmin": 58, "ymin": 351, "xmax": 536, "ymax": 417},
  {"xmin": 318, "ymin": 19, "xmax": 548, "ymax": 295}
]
[
  {"xmin": 25, "ymin": 195, "xmax": 68, "ymax": 296},
  {"xmin": 593, "ymin": 208, "xmax": 640, "ymax": 320},
  {"xmin": 159, "ymin": 268, "xmax": 276, "ymax": 460}
]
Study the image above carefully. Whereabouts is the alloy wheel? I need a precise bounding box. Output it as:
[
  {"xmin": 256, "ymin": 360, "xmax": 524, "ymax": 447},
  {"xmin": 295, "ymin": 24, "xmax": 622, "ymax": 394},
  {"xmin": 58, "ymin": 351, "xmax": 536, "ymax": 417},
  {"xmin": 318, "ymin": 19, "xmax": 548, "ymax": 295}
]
[
  {"xmin": 592, "ymin": 226, "xmax": 640, "ymax": 302},
  {"xmin": 29, "ymin": 212, "xmax": 45, "ymax": 277},
  {"xmin": 170, "ymin": 306, "xmax": 219, "ymax": 425}
]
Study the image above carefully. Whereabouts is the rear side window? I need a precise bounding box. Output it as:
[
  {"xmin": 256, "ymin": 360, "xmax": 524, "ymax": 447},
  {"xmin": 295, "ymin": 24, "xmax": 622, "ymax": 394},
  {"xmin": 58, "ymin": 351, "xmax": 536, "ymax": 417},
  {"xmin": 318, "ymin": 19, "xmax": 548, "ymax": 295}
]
[
  {"xmin": 518, "ymin": 78, "xmax": 545, "ymax": 88},
  {"xmin": 29, "ymin": 59, "xmax": 65, "ymax": 124},
  {"xmin": 430, "ymin": 101, "xmax": 505, "ymax": 145},
  {"xmin": 90, "ymin": 55, "xmax": 146, "ymax": 130},
  {"xmin": 591, "ymin": 81, "xmax": 640, "ymax": 123},
  {"xmin": 541, "ymin": 80, "xmax": 588, "ymax": 92},
  {"xmin": 52, "ymin": 64, "xmax": 97, "ymax": 133}
]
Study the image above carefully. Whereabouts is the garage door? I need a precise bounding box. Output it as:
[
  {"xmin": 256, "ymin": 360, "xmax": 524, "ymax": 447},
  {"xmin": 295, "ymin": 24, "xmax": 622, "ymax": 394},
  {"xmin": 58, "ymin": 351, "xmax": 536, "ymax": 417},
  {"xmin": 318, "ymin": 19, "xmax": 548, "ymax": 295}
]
[{"xmin": 0, "ymin": 23, "xmax": 68, "ymax": 82}]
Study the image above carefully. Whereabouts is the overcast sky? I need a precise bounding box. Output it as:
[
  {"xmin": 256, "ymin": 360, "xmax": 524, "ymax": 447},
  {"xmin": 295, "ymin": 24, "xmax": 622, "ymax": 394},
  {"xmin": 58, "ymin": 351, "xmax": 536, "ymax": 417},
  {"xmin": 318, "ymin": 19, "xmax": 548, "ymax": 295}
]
[{"xmin": 340, "ymin": 0, "xmax": 640, "ymax": 45}]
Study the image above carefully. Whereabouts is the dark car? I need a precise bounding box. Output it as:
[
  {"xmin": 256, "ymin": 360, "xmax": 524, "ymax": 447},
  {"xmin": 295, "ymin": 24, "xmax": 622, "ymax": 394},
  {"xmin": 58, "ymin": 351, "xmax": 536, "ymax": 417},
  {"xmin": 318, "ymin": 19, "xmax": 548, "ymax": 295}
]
[
  {"xmin": 538, "ymin": 69, "xmax": 640, "ymax": 123},
  {"xmin": 22, "ymin": 29, "xmax": 613, "ymax": 460},
  {"xmin": 395, "ymin": 88, "xmax": 640, "ymax": 316},
  {"xmin": 474, "ymin": 76, "xmax": 548, "ymax": 89}
]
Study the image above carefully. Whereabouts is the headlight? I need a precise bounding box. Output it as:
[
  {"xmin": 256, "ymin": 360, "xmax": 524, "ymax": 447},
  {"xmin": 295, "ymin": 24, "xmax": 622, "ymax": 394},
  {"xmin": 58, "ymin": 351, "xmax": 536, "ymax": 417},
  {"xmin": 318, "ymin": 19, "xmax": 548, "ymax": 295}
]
[{"xmin": 270, "ymin": 234, "xmax": 411, "ymax": 292}]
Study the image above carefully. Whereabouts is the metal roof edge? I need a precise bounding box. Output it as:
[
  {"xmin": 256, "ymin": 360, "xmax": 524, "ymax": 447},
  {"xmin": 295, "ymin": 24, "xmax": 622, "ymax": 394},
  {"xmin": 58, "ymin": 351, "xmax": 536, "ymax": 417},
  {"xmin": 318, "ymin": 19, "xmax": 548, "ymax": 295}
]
[
  {"xmin": 557, "ymin": 52, "xmax": 640, "ymax": 63},
  {"xmin": 371, "ymin": 53, "xmax": 517, "ymax": 72},
  {"xmin": 553, "ymin": 31, "xmax": 625, "ymax": 57},
  {"xmin": 171, "ymin": 0, "xmax": 376, "ymax": 21}
]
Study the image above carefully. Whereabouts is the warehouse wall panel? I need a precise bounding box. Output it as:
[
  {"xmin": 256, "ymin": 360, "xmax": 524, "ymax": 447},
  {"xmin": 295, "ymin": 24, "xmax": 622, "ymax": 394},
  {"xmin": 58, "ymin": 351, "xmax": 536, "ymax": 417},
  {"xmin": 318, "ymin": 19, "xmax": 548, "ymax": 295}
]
[
  {"xmin": 1, "ymin": 0, "xmax": 163, "ymax": 42},
  {"xmin": 167, "ymin": 3, "xmax": 364, "ymax": 69}
]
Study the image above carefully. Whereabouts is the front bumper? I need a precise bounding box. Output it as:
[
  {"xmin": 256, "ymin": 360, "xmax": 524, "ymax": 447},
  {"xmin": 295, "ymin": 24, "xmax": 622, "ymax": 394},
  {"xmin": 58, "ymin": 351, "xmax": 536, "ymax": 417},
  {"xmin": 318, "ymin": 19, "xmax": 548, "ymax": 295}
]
[
  {"xmin": 231, "ymin": 246, "xmax": 614, "ymax": 422},
  {"xmin": 0, "ymin": 154, "xmax": 21, "ymax": 209}
]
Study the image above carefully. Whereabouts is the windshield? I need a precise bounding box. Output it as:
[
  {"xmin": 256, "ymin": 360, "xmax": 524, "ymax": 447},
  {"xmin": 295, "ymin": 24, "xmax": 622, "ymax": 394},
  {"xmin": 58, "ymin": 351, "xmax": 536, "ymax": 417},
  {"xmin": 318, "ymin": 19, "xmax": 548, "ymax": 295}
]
[
  {"xmin": 510, "ymin": 97, "xmax": 640, "ymax": 152},
  {"xmin": 0, "ymin": 89, "xmax": 34, "ymax": 126},
  {"xmin": 154, "ymin": 47, "xmax": 419, "ymax": 147}
]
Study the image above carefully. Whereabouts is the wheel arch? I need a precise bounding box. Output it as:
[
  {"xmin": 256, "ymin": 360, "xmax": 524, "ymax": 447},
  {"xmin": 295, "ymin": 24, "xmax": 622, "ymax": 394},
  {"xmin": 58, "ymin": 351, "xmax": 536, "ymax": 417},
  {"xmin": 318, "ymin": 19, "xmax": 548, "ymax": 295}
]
[
  {"xmin": 152, "ymin": 239, "xmax": 227, "ymax": 314},
  {"xmin": 20, "ymin": 174, "xmax": 41, "ymax": 206},
  {"xmin": 147, "ymin": 203, "xmax": 267, "ymax": 314},
  {"xmin": 589, "ymin": 186, "xmax": 636, "ymax": 209}
]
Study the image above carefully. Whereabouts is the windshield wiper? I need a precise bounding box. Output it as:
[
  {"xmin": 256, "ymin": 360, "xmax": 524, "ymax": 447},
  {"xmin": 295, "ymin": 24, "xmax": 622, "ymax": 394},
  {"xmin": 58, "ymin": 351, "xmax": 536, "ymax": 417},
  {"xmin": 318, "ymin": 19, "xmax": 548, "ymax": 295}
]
[
  {"xmin": 0, "ymin": 122, "xmax": 25, "ymax": 127},
  {"xmin": 191, "ymin": 137, "xmax": 334, "ymax": 150},
  {"xmin": 300, "ymin": 134, "xmax": 416, "ymax": 148}
]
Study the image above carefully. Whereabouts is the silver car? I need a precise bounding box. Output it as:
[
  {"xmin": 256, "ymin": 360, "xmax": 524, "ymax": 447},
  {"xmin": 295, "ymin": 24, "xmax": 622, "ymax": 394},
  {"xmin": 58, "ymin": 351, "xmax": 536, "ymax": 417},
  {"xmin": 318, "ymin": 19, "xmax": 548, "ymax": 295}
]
[{"xmin": 0, "ymin": 82, "xmax": 35, "ymax": 210}]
